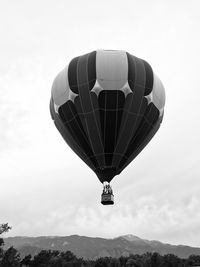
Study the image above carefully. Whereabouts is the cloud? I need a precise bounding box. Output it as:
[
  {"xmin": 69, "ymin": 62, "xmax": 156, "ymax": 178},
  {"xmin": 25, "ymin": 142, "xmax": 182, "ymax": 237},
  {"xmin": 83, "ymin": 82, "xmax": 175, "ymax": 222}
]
[
  {"xmin": 2, "ymin": 158, "xmax": 200, "ymax": 247},
  {"xmin": 4, "ymin": 191, "xmax": 200, "ymax": 247}
]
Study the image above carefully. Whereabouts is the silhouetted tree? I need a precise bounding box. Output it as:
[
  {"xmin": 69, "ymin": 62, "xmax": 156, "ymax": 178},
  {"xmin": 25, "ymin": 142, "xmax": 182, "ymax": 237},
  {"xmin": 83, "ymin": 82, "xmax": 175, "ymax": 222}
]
[
  {"xmin": 0, "ymin": 223, "xmax": 12, "ymax": 264},
  {"xmin": 20, "ymin": 254, "xmax": 32, "ymax": 266},
  {"xmin": 59, "ymin": 250, "xmax": 77, "ymax": 262},
  {"xmin": 126, "ymin": 258, "xmax": 138, "ymax": 266},
  {"xmin": 119, "ymin": 255, "xmax": 127, "ymax": 267},
  {"xmin": 162, "ymin": 254, "xmax": 181, "ymax": 267},
  {"xmin": 94, "ymin": 257, "xmax": 111, "ymax": 267},
  {"xmin": 31, "ymin": 250, "xmax": 60, "ymax": 266},
  {"xmin": 1, "ymin": 246, "xmax": 20, "ymax": 267},
  {"xmin": 110, "ymin": 257, "xmax": 121, "ymax": 267},
  {"xmin": 183, "ymin": 254, "xmax": 200, "ymax": 267},
  {"xmin": 150, "ymin": 252, "xmax": 163, "ymax": 267},
  {"xmin": 0, "ymin": 224, "xmax": 11, "ymax": 235},
  {"xmin": 0, "ymin": 223, "xmax": 11, "ymax": 248}
]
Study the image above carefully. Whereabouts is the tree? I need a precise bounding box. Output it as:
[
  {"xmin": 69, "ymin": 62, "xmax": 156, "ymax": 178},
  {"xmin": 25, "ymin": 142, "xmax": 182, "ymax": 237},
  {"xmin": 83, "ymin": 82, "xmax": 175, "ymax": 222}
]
[
  {"xmin": 110, "ymin": 257, "xmax": 121, "ymax": 267},
  {"xmin": 0, "ymin": 223, "xmax": 12, "ymax": 263},
  {"xmin": 1, "ymin": 246, "xmax": 21, "ymax": 267},
  {"xmin": 59, "ymin": 250, "xmax": 77, "ymax": 262},
  {"xmin": 31, "ymin": 250, "xmax": 59, "ymax": 266},
  {"xmin": 20, "ymin": 254, "xmax": 32, "ymax": 266},
  {"xmin": 162, "ymin": 254, "xmax": 181, "ymax": 267},
  {"xmin": 126, "ymin": 258, "xmax": 138, "ymax": 267},
  {"xmin": 0, "ymin": 224, "xmax": 11, "ymax": 235},
  {"xmin": 119, "ymin": 255, "xmax": 127, "ymax": 267},
  {"xmin": 0, "ymin": 223, "xmax": 11, "ymax": 247},
  {"xmin": 150, "ymin": 252, "xmax": 163, "ymax": 267},
  {"xmin": 94, "ymin": 257, "xmax": 110, "ymax": 267}
]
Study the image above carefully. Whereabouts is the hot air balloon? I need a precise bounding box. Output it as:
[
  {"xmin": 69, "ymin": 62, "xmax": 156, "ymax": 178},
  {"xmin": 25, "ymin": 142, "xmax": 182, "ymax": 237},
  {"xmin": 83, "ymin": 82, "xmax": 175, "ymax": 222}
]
[{"xmin": 50, "ymin": 50, "xmax": 165, "ymax": 205}]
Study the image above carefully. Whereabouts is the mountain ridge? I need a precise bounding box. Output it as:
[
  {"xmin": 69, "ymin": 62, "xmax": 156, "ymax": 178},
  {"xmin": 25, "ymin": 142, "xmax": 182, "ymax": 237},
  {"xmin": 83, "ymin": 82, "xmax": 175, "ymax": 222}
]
[{"xmin": 4, "ymin": 234, "xmax": 200, "ymax": 259}]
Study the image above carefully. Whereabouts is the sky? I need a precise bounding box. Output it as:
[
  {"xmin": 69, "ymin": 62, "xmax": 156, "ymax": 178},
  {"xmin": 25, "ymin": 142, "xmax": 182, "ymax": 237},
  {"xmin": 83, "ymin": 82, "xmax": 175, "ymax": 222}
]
[{"xmin": 0, "ymin": 0, "xmax": 200, "ymax": 247}]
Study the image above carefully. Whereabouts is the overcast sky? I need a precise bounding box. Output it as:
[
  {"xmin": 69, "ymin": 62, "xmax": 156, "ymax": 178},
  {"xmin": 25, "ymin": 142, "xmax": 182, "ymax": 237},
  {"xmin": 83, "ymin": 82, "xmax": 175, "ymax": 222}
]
[{"xmin": 0, "ymin": 0, "xmax": 200, "ymax": 247}]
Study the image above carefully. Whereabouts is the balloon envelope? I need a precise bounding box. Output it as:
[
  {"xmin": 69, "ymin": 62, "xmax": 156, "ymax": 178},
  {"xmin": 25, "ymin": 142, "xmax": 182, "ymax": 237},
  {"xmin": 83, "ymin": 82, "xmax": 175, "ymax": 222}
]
[{"xmin": 50, "ymin": 50, "xmax": 165, "ymax": 183}]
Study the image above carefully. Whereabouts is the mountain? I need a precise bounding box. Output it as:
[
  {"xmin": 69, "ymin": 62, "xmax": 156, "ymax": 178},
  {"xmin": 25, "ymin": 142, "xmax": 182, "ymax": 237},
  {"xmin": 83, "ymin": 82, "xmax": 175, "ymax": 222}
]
[{"xmin": 4, "ymin": 234, "xmax": 200, "ymax": 259}]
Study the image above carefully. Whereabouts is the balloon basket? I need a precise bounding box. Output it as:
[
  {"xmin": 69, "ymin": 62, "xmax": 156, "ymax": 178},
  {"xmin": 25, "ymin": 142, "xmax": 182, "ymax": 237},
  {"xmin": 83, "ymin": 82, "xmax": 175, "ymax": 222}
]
[{"xmin": 101, "ymin": 193, "xmax": 114, "ymax": 205}]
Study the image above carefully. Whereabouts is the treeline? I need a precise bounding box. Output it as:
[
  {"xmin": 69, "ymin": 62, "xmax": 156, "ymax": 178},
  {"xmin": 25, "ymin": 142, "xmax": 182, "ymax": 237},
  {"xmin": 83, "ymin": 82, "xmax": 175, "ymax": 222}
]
[{"xmin": 1, "ymin": 224, "xmax": 200, "ymax": 267}]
